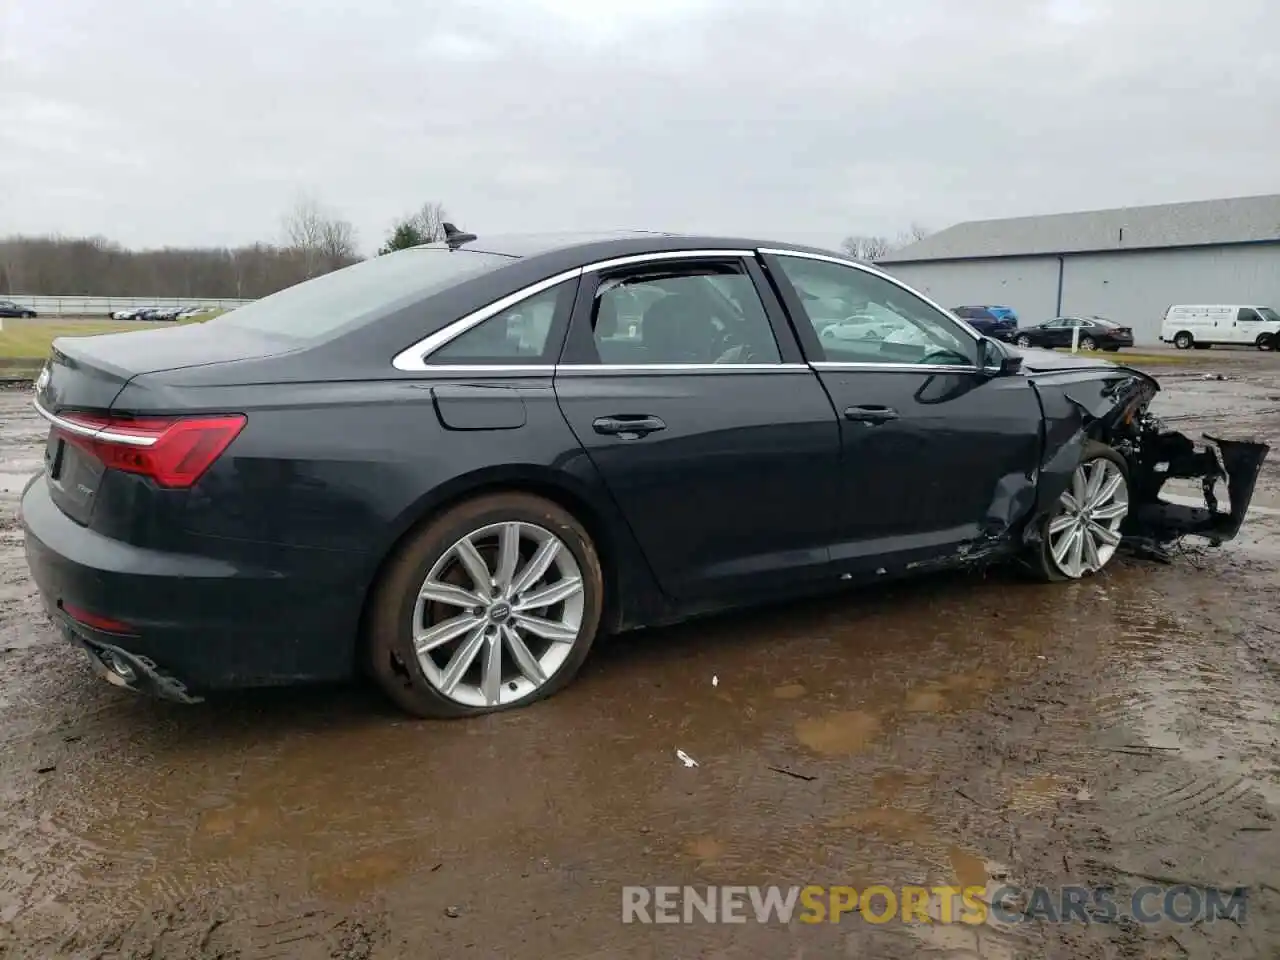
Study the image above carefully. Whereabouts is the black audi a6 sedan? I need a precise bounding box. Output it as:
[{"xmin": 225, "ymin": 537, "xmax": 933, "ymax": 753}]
[{"xmin": 20, "ymin": 229, "xmax": 1269, "ymax": 717}]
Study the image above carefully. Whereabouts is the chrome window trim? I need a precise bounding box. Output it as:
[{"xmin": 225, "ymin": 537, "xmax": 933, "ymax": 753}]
[
  {"xmin": 33, "ymin": 397, "xmax": 158, "ymax": 447},
  {"xmin": 811, "ymin": 361, "xmax": 979, "ymax": 374},
  {"xmin": 556, "ymin": 363, "xmax": 810, "ymax": 375},
  {"xmin": 392, "ymin": 266, "xmax": 582, "ymax": 372},
  {"xmin": 392, "ymin": 249, "xmax": 759, "ymax": 372},
  {"xmin": 757, "ymin": 247, "xmax": 986, "ymax": 343}
]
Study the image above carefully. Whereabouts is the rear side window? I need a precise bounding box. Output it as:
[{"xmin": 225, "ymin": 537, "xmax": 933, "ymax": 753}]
[
  {"xmin": 430, "ymin": 279, "xmax": 576, "ymax": 364},
  {"xmin": 587, "ymin": 262, "xmax": 782, "ymax": 365},
  {"xmin": 215, "ymin": 248, "xmax": 512, "ymax": 340}
]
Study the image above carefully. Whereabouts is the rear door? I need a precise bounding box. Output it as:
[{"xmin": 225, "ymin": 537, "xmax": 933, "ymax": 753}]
[
  {"xmin": 553, "ymin": 251, "xmax": 842, "ymax": 602},
  {"xmin": 760, "ymin": 250, "xmax": 1044, "ymax": 576}
]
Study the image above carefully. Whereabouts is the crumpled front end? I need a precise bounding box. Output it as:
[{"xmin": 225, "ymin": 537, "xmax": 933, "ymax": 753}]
[
  {"xmin": 1026, "ymin": 364, "xmax": 1270, "ymax": 554},
  {"xmin": 1121, "ymin": 417, "xmax": 1270, "ymax": 546}
]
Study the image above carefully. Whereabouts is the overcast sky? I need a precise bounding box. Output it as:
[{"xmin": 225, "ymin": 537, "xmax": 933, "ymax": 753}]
[{"xmin": 1, "ymin": 0, "xmax": 1277, "ymax": 254}]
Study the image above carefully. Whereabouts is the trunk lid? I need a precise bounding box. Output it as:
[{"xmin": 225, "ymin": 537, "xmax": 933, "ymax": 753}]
[{"xmin": 35, "ymin": 323, "xmax": 291, "ymax": 525}]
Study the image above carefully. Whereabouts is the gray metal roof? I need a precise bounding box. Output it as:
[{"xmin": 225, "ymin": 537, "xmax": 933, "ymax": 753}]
[{"xmin": 880, "ymin": 193, "xmax": 1280, "ymax": 263}]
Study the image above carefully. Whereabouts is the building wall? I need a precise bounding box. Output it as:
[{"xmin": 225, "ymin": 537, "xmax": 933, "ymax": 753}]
[
  {"xmin": 884, "ymin": 257, "xmax": 1062, "ymax": 328},
  {"xmin": 884, "ymin": 242, "xmax": 1280, "ymax": 345},
  {"xmin": 1058, "ymin": 244, "xmax": 1280, "ymax": 343}
]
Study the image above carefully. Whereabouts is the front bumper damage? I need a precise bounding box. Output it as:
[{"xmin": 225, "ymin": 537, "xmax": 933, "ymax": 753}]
[{"xmin": 1124, "ymin": 422, "xmax": 1271, "ymax": 548}]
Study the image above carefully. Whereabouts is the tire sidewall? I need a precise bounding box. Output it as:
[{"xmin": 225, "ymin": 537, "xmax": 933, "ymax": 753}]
[
  {"xmin": 368, "ymin": 493, "xmax": 604, "ymax": 718},
  {"xmin": 1032, "ymin": 441, "xmax": 1130, "ymax": 582},
  {"xmin": 1174, "ymin": 332, "xmax": 1192, "ymax": 349}
]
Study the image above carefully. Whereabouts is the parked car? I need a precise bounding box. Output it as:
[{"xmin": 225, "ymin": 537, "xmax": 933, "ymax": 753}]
[
  {"xmin": 0, "ymin": 300, "xmax": 36, "ymax": 318},
  {"xmin": 21, "ymin": 232, "xmax": 1268, "ymax": 718},
  {"xmin": 111, "ymin": 308, "xmax": 145, "ymax": 321},
  {"xmin": 177, "ymin": 306, "xmax": 211, "ymax": 320},
  {"xmin": 1012, "ymin": 316, "xmax": 1134, "ymax": 352},
  {"xmin": 951, "ymin": 305, "xmax": 1018, "ymax": 341},
  {"xmin": 1160, "ymin": 304, "xmax": 1280, "ymax": 351}
]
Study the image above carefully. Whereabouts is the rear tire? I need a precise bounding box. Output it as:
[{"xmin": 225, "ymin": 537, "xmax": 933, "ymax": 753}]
[
  {"xmin": 1173, "ymin": 331, "xmax": 1193, "ymax": 349},
  {"xmin": 1079, "ymin": 336, "xmax": 1097, "ymax": 351},
  {"xmin": 366, "ymin": 492, "xmax": 604, "ymax": 718},
  {"xmin": 1015, "ymin": 335, "xmax": 1033, "ymax": 348},
  {"xmin": 1026, "ymin": 441, "xmax": 1129, "ymax": 582}
]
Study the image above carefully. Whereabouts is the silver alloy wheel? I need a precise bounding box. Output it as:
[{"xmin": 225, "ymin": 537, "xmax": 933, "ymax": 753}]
[
  {"xmin": 1047, "ymin": 457, "xmax": 1129, "ymax": 578},
  {"xmin": 1016, "ymin": 335, "xmax": 1033, "ymax": 348},
  {"xmin": 412, "ymin": 521, "xmax": 585, "ymax": 707},
  {"xmin": 1079, "ymin": 336, "xmax": 1097, "ymax": 351}
]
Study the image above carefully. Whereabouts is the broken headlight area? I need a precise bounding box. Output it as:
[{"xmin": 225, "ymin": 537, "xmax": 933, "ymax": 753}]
[{"xmin": 1120, "ymin": 414, "xmax": 1271, "ymax": 548}]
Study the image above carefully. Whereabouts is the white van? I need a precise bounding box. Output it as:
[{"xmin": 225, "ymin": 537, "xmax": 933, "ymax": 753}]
[{"xmin": 1160, "ymin": 304, "xmax": 1280, "ymax": 350}]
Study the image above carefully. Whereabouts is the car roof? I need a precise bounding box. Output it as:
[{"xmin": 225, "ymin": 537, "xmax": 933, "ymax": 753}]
[{"xmin": 410, "ymin": 230, "xmax": 863, "ymax": 267}]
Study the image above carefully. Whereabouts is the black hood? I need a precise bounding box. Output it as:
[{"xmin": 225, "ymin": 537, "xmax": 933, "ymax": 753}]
[{"xmin": 1011, "ymin": 345, "xmax": 1121, "ymax": 373}]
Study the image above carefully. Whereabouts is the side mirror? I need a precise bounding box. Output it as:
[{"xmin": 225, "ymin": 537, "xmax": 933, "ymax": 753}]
[{"xmin": 979, "ymin": 336, "xmax": 1022, "ymax": 377}]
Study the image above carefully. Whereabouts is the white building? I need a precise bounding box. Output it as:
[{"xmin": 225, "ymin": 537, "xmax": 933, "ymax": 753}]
[{"xmin": 879, "ymin": 194, "xmax": 1280, "ymax": 345}]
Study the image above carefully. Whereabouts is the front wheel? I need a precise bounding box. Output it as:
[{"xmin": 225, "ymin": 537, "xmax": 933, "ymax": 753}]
[
  {"xmin": 1026, "ymin": 442, "xmax": 1129, "ymax": 582},
  {"xmin": 1015, "ymin": 335, "xmax": 1033, "ymax": 348},
  {"xmin": 1257, "ymin": 334, "xmax": 1275, "ymax": 352},
  {"xmin": 366, "ymin": 492, "xmax": 604, "ymax": 718}
]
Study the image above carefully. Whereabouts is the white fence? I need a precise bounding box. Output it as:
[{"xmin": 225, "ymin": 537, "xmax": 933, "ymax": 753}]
[{"xmin": 3, "ymin": 295, "xmax": 256, "ymax": 317}]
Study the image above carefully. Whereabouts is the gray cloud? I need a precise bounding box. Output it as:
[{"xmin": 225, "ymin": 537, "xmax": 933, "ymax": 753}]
[{"xmin": 1, "ymin": 0, "xmax": 1276, "ymax": 253}]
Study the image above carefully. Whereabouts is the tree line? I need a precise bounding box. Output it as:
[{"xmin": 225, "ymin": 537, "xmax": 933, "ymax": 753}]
[
  {"xmin": 0, "ymin": 193, "xmax": 928, "ymax": 298},
  {"xmin": 840, "ymin": 223, "xmax": 931, "ymax": 262},
  {"xmin": 0, "ymin": 197, "xmax": 451, "ymax": 299}
]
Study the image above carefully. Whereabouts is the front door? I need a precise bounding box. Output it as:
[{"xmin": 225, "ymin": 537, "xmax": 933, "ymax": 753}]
[
  {"xmin": 553, "ymin": 253, "xmax": 842, "ymax": 602},
  {"xmin": 762, "ymin": 250, "xmax": 1045, "ymax": 576}
]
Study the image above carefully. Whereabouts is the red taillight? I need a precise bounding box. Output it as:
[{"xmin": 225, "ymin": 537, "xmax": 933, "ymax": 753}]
[
  {"xmin": 56, "ymin": 413, "xmax": 246, "ymax": 488},
  {"xmin": 61, "ymin": 602, "xmax": 136, "ymax": 635}
]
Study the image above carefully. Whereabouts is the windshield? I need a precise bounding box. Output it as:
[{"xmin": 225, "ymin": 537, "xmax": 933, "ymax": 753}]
[
  {"xmin": 213, "ymin": 248, "xmax": 512, "ymax": 339},
  {"xmin": 1258, "ymin": 307, "xmax": 1280, "ymax": 323}
]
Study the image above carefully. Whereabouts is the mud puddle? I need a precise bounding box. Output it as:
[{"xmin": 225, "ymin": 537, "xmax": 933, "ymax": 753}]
[{"xmin": 1, "ymin": 364, "xmax": 1278, "ymax": 958}]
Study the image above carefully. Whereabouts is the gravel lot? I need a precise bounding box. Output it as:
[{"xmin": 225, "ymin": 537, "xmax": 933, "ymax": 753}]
[{"xmin": 1, "ymin": 351, "xmax": 1278, "ymax": 959}]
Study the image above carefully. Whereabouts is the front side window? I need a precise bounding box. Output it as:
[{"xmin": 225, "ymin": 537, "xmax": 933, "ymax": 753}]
[
  {"xmin": 774, "ymin": 256, "xmax": 975, "ymax": 366},
  {"xmin": 430, "ymin": 279, "xmax": 575, "ymax": 364},
  {"xmin": 1237, "ymin": 308, "xmax": 1261, "ymax": 322},
  {"xmin": 588, "ymin": 263, "xmax": 781, "ymax": 365}
]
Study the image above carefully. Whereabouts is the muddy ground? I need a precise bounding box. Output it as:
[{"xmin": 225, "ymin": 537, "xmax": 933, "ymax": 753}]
[{"xmin": 1, "ymin": 350, "xmax": 1278, "ymax": 959}]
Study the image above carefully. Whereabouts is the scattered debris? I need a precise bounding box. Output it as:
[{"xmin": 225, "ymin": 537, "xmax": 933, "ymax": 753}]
[
  {"xmin": 444, "ymin": 906, "xmax": 460, "ymax": 919},
  {"xmin": 35, "ymin": 764, "xmax": 56, "ymax": 774},
  {"xmin": 711, "ymin": 675, "xmax": 718, "ymax": 688},
  {"xmin": 675, "ymin": 749, "xmax": 698, "ymax": 768},
  {"xmin": 767, "ymin": 766, "xmax": 817, "ymax": 782},
  {"xmin": 1202, "ymin": 373, "xmax": 1230, "ymax": 381},
  {"xmin": 1036, "ymin": 655, "xmax": 1047, "ymax": 660}
]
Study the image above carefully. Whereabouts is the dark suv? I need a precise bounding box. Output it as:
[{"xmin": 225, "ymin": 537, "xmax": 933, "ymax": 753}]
[{"xmin": 951, "ymin": 305, "xmax": 1017, "ymax": 340}]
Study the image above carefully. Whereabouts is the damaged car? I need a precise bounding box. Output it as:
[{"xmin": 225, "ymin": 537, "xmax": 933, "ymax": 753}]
[{"xmin": 19, "ymin": 229, "xmax": 1271, "ymax": 718}]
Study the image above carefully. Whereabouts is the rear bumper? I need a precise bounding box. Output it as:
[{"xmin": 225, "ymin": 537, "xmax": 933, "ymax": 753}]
[{"xmin": 20, "ymin": 474, "xmax": 368, "ymax": 695}]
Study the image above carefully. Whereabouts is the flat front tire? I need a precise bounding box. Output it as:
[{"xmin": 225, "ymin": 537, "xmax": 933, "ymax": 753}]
[
  {"xmin": 366, "ymin": 492, "xmax": 604, "ymax": 718},
  {"xmin": 1027, "ymin": 441, "xmax": 1130, "ymax": 582}
]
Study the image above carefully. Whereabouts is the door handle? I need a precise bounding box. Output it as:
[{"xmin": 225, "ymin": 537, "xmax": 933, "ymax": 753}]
[
  {"xmin": 592, "ymin": 415, "xmax": 667, "ymax": 437},
  {"xmin": 844, "ymin": 405, "xmax": 899, "ymax": 424}
]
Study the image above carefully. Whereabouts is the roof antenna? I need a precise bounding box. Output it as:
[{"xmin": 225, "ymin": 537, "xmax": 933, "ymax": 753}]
[{"xmin": 441, "ymin": 222, "xmax": 477, "ymax": 250}]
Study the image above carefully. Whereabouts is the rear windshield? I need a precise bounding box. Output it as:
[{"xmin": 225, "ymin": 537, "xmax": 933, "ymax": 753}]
[{"xmin": 213, "ymin": 248, "xmax": 512, "ymax": 339}]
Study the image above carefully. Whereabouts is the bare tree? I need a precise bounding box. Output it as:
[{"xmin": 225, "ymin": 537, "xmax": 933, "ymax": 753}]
[
  {"xmin": 840, "ymin": 234, "xmax": 895, "ymax": 261},
  {"xmin": 378, "ymin": 201, "xmax": 450, "ymax": 254},
  {"xmin": 897, "ymin": 222, "xmax": 931, "ymax": 247},
  {"xmin": 282, "ymin": 194, "xmax": 360, "ymax": 278}
]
